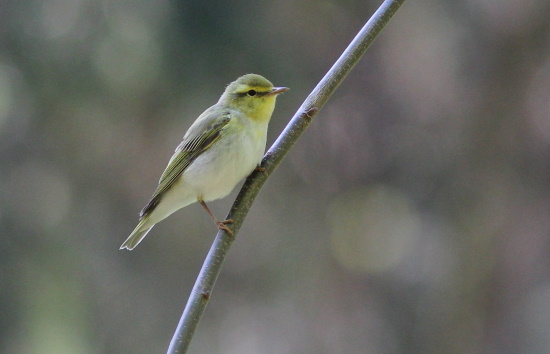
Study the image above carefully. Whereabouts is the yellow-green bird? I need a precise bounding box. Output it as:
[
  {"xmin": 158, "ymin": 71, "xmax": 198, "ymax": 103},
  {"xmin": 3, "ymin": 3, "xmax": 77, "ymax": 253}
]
[{"xmin": 120, "ymin": 74, "xmax": 288, "ymax": 250}]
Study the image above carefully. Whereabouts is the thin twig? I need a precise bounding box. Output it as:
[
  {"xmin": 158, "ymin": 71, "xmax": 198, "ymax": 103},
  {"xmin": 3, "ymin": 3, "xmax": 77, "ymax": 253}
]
[{"xmin": 167, "ymin": 0, "xmax": 407, "ymax": 352}]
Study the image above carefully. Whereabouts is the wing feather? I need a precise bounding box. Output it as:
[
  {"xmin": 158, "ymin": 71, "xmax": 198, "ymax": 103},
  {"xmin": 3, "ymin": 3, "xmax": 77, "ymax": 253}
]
[{"xmin": 139, "ymin": 110, "xmax": 232, "ymax": 218}]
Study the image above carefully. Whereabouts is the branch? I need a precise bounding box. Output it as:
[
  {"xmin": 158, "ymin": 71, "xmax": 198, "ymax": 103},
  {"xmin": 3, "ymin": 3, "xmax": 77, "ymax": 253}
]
[{"xmin": 167, "ymin": 0, "xmax": 407, "ymax": 352}]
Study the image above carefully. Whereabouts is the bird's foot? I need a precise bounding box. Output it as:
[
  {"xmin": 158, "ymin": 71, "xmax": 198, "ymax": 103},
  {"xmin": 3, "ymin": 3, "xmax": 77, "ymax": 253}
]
[
  {"xmin": 255, "ymin": 166, "xmax": 267, "ymax": 174},
  {"xmin": 216, "ymin": 219, "xmax": 234, "ymax": 236}
]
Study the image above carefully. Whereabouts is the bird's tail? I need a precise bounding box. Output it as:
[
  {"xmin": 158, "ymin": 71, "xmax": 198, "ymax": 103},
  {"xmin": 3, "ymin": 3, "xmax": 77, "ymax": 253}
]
[{"xmin": 120, "ymin": 219, "xmax": 154, "ymax": 250}]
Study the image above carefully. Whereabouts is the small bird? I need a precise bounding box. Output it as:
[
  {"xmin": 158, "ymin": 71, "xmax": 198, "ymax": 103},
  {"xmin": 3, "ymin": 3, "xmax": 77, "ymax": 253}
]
[{"xmin": 120, "ymin": 74, "xmax": 288, "ymax": 250}]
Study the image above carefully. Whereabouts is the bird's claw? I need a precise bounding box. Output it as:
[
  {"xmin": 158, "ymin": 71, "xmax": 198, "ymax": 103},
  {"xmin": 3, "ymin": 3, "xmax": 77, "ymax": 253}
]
[
  {"xmin": 216, "ymin": 219, "xmax": 234, "ymax": 235},
  {"xmin": 255, "ymin": 166, "xmax": 267, "ymax": 174}
]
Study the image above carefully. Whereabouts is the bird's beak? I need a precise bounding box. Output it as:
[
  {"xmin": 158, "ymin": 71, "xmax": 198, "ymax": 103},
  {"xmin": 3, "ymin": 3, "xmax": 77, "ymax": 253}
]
[{"xmin": 266, "ymin": 87, "xmax": 289, "ymax": 96}]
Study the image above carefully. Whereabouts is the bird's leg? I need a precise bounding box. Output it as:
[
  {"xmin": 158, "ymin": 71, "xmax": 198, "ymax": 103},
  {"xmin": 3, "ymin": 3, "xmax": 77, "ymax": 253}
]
[{"xmin": 199, "ymin": 200, "xmax": 233, "ymax": 235}]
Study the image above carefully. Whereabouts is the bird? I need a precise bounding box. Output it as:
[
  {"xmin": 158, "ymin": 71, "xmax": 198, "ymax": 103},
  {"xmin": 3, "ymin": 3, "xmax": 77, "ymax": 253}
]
[{"xmin": 120, "ymin": 74, "xmax": 288, "ymax": 250}]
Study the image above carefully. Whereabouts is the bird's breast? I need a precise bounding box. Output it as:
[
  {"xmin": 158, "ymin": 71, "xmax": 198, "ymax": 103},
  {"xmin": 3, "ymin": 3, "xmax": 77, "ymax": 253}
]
[{"xmin": 182, "ymin": 121, "xmax": 267, "ymax": 202}]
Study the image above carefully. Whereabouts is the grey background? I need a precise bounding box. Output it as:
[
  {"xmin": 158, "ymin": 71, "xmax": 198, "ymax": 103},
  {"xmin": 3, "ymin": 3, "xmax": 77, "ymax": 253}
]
[{"xmin": 1, "ymin": 0, "xmax": 549, "ymax": 353}]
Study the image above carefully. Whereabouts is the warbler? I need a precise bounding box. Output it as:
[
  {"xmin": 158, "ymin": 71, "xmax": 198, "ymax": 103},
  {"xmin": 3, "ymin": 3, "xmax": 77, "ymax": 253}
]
[{"xmin": 120, "ymin": 74, "xmax": 288, "ymax": 250}]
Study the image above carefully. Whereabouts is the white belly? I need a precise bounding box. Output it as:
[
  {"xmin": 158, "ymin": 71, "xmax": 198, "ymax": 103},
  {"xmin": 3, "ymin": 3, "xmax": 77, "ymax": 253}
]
[
  {"xmin": 144, "ymin": 118, "xmax": 268, "ymax": 226},
  {"xmin": 143, "ymin": 115, "xmax": 267, "ymax": 226},
  {"xmin": 183, "ymin": 126, "xmax": 266, "ymax": 201}
]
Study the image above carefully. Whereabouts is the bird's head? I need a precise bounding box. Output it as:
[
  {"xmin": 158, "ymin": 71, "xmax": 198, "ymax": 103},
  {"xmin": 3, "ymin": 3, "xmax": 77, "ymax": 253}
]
[{"xmin": 219, "ymin": 74, "xmax": 288, "ymax": 122}]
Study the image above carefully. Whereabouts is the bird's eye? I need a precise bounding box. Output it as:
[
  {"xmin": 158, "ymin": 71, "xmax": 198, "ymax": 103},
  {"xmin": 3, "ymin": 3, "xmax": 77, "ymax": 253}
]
[{"xmin": 247, "ymin": 90, "xmax": 257, "ymax": 96}]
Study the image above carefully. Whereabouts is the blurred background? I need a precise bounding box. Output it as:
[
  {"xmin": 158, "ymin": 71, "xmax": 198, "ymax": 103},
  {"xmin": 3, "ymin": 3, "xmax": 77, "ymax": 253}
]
[{"xmin": 1, "ymin": 0, "xmax": 550, "ymax": 353}]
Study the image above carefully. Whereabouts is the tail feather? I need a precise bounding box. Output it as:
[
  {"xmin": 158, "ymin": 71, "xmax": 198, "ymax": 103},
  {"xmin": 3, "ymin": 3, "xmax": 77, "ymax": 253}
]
[{"xmin": 120, "ymin": 220, "xmax": 154, "ymax": 250}]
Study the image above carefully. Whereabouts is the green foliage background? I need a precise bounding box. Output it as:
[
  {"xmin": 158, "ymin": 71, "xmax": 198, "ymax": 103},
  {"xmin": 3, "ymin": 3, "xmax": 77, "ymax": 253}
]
[{"xmin": 1, "ymin": 0, "xmax": 550, "ymax": 353}]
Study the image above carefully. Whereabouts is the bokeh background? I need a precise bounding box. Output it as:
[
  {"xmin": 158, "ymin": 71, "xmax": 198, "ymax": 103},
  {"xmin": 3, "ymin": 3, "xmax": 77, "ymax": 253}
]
[{"xmin": 1, "ymin": 0, "xmax": 550, "ymax": 353}]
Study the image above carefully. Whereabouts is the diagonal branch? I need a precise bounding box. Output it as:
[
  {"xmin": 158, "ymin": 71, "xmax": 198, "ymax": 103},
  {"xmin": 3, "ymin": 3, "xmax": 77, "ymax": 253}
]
[{"xmin": 167, "ymin": 0, "xmax": 407, "ymax": 352}]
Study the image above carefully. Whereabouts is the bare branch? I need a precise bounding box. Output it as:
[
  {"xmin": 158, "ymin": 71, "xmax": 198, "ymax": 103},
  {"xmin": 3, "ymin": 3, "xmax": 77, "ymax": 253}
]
[{"xmin": 167, "ymin": 1, "xmax": 408, "ymax": 352}]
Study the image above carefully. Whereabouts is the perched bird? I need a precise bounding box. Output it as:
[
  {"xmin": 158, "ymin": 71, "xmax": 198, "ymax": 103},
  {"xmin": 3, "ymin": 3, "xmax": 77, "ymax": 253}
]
[{"xmin": 120, "ymin": 74, "xmax": 288, "ymax": 250}]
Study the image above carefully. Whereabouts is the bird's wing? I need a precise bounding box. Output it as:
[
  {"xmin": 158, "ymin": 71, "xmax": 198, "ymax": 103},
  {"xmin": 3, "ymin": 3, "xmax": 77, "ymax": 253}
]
[{"xmin": 139, "ymin": 109, "xmax": 232, "ymax": 218}]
